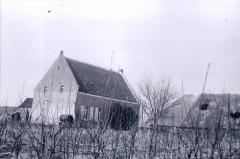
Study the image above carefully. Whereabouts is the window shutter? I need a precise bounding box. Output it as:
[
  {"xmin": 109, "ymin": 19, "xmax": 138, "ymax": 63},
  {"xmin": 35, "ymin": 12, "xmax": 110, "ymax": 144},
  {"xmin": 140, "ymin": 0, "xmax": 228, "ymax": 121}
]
[
  {"xmin": 93, "ymin": 108, "xmax": 95, "ymax": 120},
  {"xmin": 80, "ymin": 105, "xmax": 84, "ymax": 118},
  {"xmin": 95, "ymin": 107, "xmax": 98, "ymax": 121},
  {"xmin": 90, "ymin": 107, "xmax": 94, "ymax": 119}
]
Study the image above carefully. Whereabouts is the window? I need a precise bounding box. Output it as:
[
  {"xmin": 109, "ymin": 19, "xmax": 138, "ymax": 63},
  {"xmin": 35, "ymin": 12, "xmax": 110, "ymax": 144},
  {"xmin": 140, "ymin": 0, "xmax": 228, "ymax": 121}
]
[
  {"xmin": 60, "ymin": 85, "xmax": 64, "ymax": 93},
  {"xmin": 83, "ymin": 106, "xmax": 90, "ymax": 120},
  {"xmin": 93, "ymin": 107, "xmax": 101, "ymax": 121},
  {"xmin": 92, "ymin": 107, "xmax": 96, "ymax": 120},
  {"xmin": 230, "ymin": 112, "xmax": 240, "ymax": 119},
  {"xmin": 43, "ymin": 86, "xmax": 48, "ymax": 94},
  {"xmin": 200, "ymin": 103, "xmax": 209, "ymax": 110},
  {"xmin": 98, "ymin": 108, "xmax": 102, "ymax": 121}
]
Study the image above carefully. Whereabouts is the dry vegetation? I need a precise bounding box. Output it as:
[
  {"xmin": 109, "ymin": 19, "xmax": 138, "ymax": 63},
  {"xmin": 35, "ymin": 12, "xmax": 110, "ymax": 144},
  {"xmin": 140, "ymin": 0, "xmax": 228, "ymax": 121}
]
[
  {"xmin": 0, "ymin": 78, "xmax": 240, "ymax": 159},
  {"xmin": 0, "ymin": 121, "xmax": 239, "ymax": 159}
]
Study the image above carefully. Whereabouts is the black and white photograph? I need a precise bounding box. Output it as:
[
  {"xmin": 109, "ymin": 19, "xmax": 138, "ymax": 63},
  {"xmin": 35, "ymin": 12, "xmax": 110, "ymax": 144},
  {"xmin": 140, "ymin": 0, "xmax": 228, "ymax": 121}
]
[{"xmin": 0, "ymin": 0, "xmax": 240, "ymax": 158}]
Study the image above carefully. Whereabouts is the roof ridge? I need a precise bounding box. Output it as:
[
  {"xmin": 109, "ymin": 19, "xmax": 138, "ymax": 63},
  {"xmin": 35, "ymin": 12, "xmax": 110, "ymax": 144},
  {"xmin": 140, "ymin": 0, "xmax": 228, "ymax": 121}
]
[{"xmin": 65, "ymin": 56, "xmax": 119, "ymax": 74}]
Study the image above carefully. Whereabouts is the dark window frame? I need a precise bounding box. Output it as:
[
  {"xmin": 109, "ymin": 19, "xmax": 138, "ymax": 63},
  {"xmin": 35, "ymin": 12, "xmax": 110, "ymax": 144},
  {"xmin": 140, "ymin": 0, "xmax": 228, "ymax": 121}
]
[
  {"xmin": 83, "ymin": 106, "xmax": 90, "ymax": 120},
  {"xmin": 43, "ymin": 86, "xmax": 48, "ymax": 94},
  {"xmin": 60, "ymin": 85, "xmax": 64, "ymax": 93}
]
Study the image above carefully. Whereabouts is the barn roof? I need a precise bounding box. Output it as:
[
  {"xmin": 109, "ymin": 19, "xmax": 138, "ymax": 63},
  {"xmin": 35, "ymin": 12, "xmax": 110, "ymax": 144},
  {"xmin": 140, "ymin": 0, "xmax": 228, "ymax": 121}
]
[
  {"xmin": 171, "ymin": 94, "xmax": 200, "ymax": 126},
  {"xmin": 19, "ymin": 98, "xmax": 33, "ymax": 108},
  {"xmin": 143, "ymin": 93, "xmax": 240, "ymax": 128},
  {"xmin": 182, "ymin": 93, "xmax": 240, "ymax": 128},
  {"xmin": 65, "ymin": 57, "xmax": 137, "ymax": 103}
]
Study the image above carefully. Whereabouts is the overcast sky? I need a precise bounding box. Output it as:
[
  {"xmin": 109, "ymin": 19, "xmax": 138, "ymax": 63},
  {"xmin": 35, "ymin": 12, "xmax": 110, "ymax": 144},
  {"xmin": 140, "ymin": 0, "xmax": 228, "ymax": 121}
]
[{"xmin": 1, "ymin": 0, "xmax": 240, "ymax": 105}]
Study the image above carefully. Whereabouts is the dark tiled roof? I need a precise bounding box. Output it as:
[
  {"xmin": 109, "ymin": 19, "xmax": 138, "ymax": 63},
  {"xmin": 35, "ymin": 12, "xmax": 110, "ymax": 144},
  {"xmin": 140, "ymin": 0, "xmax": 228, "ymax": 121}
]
[
  {"xmin": 19, "ymin": 98, "xmax": 33, "ymax": 108},
  {"xmin": 65, "ymin": 57, "xmax": 137, "ymax": 103}
]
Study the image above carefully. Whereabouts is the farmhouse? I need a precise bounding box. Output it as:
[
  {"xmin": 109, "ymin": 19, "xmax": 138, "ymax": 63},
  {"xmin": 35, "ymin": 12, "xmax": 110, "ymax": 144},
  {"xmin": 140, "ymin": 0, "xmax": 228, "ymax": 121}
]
[{"xmin": 31, "ymin": 51, "xmax": 139, "ymax": 130}]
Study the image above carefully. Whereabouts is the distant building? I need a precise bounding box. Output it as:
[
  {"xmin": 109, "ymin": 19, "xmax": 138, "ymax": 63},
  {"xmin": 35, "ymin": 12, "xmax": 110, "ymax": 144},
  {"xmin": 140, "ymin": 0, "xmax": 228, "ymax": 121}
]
[
  {"xmin": 0, "ymin": 106, "xmax": 18, "ymax": 121},
  {"xmin": 31, "ymin": 52, "xmax": 139, "ymax": 130},
  {"xmin": 181, "ymin": 93, "xmax": 240, "ymax": 129},
  {"xmin": 144, "ymin": 94, "xmax": 240, "ymax": 129},
  {"xmin": 0, "ymin": 98, "xmax": 32, "ymax": 122}
]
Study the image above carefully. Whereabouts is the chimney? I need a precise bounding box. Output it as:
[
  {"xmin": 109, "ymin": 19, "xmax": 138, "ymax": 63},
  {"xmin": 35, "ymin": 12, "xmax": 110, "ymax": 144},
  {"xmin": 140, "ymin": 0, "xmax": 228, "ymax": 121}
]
[
  {"xmin": 119, "ymin": 68, "xmax": 124, "ymax": 74},
  {"xmin": 60, "ymin": 50, "xmax": 64, "ymax": 56}
]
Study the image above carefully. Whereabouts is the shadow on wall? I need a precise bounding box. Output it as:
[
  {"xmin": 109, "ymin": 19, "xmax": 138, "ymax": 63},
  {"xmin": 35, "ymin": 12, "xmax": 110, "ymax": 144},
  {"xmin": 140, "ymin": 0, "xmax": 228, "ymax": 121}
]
[{"xmin": 108, "ymin": 102, "xmax": 138, "ymax": 131}]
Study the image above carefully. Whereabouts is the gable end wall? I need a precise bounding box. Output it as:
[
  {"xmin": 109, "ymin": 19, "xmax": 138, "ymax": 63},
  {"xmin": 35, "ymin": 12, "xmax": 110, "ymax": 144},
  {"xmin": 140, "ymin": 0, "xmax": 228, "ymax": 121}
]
[{"xmin": 31, "ymin": 55, "xmax": 79, "ymax": 123}]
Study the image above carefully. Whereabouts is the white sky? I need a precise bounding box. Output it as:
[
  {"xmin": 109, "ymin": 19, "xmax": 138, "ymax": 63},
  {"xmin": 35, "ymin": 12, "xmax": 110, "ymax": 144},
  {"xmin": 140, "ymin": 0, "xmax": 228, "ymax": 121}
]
[{"xmin": 1, "ymin": 0, "xmax": 240, "ymax": 105}]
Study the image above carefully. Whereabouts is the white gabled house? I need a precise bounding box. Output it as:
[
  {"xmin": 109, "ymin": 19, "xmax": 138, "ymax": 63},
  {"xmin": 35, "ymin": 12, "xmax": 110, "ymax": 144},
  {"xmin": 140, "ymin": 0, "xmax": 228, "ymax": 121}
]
[{"xmin": 31, "ymin": 51, "xmax": 139, "ymax": 130}]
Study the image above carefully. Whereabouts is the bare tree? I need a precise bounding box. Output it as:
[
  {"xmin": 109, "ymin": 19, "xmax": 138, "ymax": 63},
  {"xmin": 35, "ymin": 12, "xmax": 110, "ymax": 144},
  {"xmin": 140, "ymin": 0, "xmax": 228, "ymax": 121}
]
[{"xmin": 138, "ymin": 77, "xmax": 178, "ymax": 158}]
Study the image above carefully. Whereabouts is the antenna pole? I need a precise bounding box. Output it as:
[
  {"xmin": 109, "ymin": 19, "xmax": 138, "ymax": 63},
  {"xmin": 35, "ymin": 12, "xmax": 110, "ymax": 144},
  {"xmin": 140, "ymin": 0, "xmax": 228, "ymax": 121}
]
[
  {"xmin": 110, "ymin": 51, "xmax": 115, "ymax": 70},
  {"xmin": 223, "ymin": 82, "xmax": 226, "ymax": 94}
]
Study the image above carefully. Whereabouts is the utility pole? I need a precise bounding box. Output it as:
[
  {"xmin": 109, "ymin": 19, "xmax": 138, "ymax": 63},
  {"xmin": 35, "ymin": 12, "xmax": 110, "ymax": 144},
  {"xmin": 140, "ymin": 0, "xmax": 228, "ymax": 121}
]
[
  {"xmin": 201, "ymin": 63, "xmax": 211, "ymax": 95},
  {"xmin": 200, "ymin": 63, "xmax": 211, "ymax": 157},
  {"xmin": 200, "ymin": 63, "xmax": 211, "ymax": 107}
]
